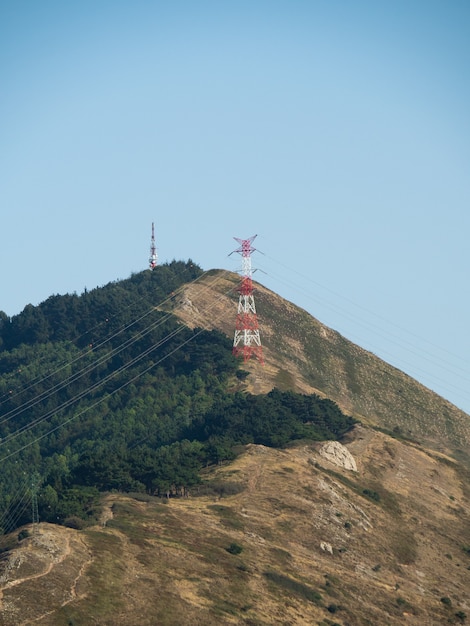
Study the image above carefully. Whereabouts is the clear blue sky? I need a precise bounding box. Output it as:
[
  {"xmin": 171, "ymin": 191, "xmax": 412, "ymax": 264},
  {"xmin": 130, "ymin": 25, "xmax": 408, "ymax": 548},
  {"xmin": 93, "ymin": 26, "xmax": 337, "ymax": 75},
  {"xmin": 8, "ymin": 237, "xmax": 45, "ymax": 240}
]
[{"xmin": 1, "ymin": 1, "xmax": 470, "ymax": 414}]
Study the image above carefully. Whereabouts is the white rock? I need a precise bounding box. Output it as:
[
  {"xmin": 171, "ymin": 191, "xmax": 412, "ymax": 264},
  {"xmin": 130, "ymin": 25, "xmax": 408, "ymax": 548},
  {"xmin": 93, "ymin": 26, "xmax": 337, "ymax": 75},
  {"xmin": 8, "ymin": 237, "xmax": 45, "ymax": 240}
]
[
  {"xmin": 319, "ymin": 441, "xmax": 357, "ymax": 472},
  {"xmin": 320, "ymin": 541, "xmax": 333, "ymax": 554}
]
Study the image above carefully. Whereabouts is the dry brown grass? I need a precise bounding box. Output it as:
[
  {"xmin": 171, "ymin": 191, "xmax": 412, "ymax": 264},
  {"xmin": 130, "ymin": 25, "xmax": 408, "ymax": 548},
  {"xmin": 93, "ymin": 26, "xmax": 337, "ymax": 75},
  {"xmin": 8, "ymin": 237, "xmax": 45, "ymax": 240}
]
[{"xmin": 1, "ymin": 428, "xmax": 469, "ymax": 625}]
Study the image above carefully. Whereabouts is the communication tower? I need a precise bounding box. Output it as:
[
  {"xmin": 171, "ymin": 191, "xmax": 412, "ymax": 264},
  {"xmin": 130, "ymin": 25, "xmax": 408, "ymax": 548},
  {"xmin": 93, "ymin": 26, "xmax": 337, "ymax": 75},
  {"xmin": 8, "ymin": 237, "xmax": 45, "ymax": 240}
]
[
  {"xmin": 231, "ymin": 235, "xmax": 264, "ymax": 364},
  {"xmin": 149, "ymin": 222, "xmax": 158, "ymax": 270}
]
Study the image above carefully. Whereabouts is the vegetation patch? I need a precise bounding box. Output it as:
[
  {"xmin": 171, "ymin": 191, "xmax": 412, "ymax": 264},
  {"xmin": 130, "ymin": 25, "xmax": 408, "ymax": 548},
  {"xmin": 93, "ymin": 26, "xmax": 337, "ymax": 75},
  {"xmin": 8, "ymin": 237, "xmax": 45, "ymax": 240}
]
[
  {"xmin": 192, "ymin": 480, "xmax": 245, "ymax": 498},
  {"xmin": 395, "ymin": 596, "xmax": 416, "ymax": 614},
  {"xmin": 77, "ymin": 531, "xmax": 127, "ymax": 619},
  {"xmin": 362, "ymin": 488, "xmax": 381, "ymax": 502},
  {"xmin": 212, "ymin": 598, "xmax": 241, "ymax": 617},
  {"xmin": 390, "ymin": 528, "xmax": 418, "ymax": 565},
  {"xmin": 207, "ymin": 504, "xmax": 244, "ymax": 530},
  {"xmin": 226, "ymin": 542, "xmax": 243, "ymax": 555},
  {"xmin": 264, "ymin": 571, "xmax": 323, "ymax": 605},
  {"xmin": 274, "ymin": 368, "xmax": 297, "ymax": 390},
  {"xmin": 270, "ymin": 546, "xmax": 292, "ymax": 565}
]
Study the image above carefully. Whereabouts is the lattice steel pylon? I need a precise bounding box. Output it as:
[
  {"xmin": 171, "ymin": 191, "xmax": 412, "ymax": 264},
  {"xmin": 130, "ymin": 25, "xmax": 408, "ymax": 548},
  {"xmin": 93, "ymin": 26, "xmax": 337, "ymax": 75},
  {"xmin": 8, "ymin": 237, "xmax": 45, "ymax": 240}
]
[
  {"xmin": 231, "ymin": 235, "xmax": 264, "ymax": 364},
  {"xmin": 30, "ymin": 473, "xmax": 40, "ymax": 535}
]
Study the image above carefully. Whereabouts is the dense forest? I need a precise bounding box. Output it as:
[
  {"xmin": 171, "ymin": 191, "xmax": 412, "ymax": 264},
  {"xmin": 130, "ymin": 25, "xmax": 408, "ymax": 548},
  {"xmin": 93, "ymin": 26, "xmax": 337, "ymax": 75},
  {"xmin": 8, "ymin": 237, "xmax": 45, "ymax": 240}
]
[{"xmin": 0, "ymin": 262, "xmax": 355, "ymax": 533}]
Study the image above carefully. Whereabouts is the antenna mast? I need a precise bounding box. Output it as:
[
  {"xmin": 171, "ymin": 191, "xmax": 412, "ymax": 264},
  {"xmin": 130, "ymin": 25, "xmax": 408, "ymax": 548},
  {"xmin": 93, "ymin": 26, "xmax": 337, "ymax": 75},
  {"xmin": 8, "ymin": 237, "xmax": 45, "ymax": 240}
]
[
  {"xmin": 149, "ymin": 222, "xmax": 158, "ymax": 270},
  {"xmin": 231, "ymin": 235, "xmax": 264, "ymax": 364}
]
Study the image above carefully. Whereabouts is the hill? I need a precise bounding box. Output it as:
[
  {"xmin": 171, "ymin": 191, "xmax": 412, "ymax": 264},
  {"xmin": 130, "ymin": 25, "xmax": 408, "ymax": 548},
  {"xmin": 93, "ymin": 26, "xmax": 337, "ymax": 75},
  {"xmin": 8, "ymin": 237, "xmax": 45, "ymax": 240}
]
[
  {"xmin": 1, "ymin": 430, "xmax": 469, "ymax": 625},
  {"xmin": 0, "ymin": 262, "xmax": 469, "ymax": 625},
  {"xmin": 0, "ymin": 263, "xmax": 354, "ymax": 534},
  {"xmin": 170, "ymin": 269, "xmax": 470, "ymax": 464}
]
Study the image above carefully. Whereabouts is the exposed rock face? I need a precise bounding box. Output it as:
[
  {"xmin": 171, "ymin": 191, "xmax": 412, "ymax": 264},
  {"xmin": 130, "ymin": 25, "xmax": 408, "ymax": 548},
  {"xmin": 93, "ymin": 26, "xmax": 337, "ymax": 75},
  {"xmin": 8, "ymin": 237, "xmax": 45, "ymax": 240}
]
[
  {"xmin": 320, "ymin": 541, "xmax": 333, "ymax": 554},
  {"xmin": 177, "ymin": 293, "xmax": 198, "ymax": 313},
  {"xmin": 319, "ymin": 441, "xmax": 357, "ymax": 472}
]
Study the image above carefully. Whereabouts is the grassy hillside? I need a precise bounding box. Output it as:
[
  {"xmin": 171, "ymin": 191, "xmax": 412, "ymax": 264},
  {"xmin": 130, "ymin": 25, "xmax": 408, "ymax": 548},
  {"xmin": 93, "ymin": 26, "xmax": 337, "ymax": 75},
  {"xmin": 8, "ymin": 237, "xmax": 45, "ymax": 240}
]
[
  {"xmin": 171, "ymin": 270, "xmax": 470, "ymax": 464},
  {"xmin": 1, "ymin": 431, "xmax": 469, "ymax": 625}
]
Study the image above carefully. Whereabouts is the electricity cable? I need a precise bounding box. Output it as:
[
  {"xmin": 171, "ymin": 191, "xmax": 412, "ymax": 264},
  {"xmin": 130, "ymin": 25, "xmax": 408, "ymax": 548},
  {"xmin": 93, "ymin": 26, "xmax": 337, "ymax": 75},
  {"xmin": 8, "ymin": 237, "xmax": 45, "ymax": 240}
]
[
  {"xmin": 257, "ymin": 261, "xmax": 470, "ymax": 384},
  {"xmin": 253, "ymin": 254, "xmax": 470, "ymax": 408},
  {"xmin": 0, "ymin": 268, "xmax": 216, "ymax": 409},
  {"xmin": 0, "ymin": 273, "xmax": 238, "ymax": 460},
  {"xmin": 0, "ymin": 480, "xmax": 28, "ymax": 532},
  {"xmin": 258, "ymin": 250, "xmax": 470, "ymax": 372},
  {"xmin": 0, "ymin": 269, "xmax": 232, "ymax": 428},
  {"xmin": 0, "ymin": 312, "xmax": 224, "ymax": 465},
  {"xmin": 256, "ymin": 234, "xmax": 470, "ymax": 366},
  {"xmin": 0, "ymin": 308, "xmax": 179, "ymax": 427},
  {"xmin": 0, "ymin": 322, "xmax": 189, "ymax": 445},
  {"xmin": 0, "ymin": 481, "xmax": 31, "ymax": 533}
]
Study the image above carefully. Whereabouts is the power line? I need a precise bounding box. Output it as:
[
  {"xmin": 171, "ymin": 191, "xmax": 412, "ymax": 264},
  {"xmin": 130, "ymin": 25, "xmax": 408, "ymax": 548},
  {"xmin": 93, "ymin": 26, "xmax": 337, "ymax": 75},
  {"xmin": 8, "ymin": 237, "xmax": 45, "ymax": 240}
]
[
  {"xmin": 0, "ymin": 269, "xmax": 213, "ymax": 410},
  {"xmin": 0, "ymin": 269, "xmax": 230, "ymax": 431},
  {"xmin": 0, "ymin": 271, "xmax": 237, "ymax": 463},
  {"xmin": 254, "ymin": 253, "xmax": 470, "ymax": 410}
]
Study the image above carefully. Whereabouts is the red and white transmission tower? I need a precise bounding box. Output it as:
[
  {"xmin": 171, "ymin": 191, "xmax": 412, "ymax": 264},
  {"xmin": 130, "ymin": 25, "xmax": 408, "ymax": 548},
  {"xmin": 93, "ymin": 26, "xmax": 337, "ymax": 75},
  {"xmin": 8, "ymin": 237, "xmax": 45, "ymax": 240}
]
[
  {"xmin": 231, "ymin": 235, "xmax": 264, "ymax": 364},
  {"xmin": 149, "ymin": 222, "xmax": 158, "ymax": 270}
]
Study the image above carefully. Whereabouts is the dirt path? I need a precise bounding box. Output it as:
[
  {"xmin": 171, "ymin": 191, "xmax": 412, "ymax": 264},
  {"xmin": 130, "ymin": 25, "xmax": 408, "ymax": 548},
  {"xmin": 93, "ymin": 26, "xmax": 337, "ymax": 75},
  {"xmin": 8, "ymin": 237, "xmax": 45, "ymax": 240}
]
[
  {"xmin": 27, "ymin": 534, "xmax": 93, "ymax": 626},
  {"xmin": 1, "ymin": 531, "xmax": 71, "ymax": 594},
  {"xmin": 0, "ymin": 525, "xmax": 93, "ymax": 626}
]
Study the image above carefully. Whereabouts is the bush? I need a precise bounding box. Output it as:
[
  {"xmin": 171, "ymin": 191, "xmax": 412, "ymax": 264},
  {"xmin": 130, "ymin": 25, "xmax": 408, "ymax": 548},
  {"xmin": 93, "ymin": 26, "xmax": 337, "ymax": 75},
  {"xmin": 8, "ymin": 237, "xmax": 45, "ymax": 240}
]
[
  {"xmin": 264, "ymin": 571, "xmax": 322, "ymax": 605},
  {"xmin": 63, "ymin": 516, "xmax": 86, "ymax": 530},
  {"xmin": 193, "ymin": 481, "xmax": 244, "ymax": 498},
  {"xmin": 226, "ymin": 542, "xmax": 243, "ymax": 555},
  {"xmin": 17, "ymin": 529, "xmax": 30, "ymax": 541},
  {"xmin": 362, "ymin": 489, "xmax": 380, "ymax": 502}
]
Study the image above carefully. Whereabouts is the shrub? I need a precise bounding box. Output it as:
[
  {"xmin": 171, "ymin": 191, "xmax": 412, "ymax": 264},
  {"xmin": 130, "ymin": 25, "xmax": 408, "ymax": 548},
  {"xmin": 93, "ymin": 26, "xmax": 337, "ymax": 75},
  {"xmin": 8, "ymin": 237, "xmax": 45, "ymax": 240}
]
[
  {"xmin": 17, "ymin": 529, "xmax": 30, "ymax": 541},
  {"xmin": 193, "ymin": 481, "xmax": 244, "ymax": 498},
  {"xmin": 264, "ymin": 571, "xmax": 322, "ymax": 605},
  {"xmin": 362, "ymin": 489, "xmax": 380, "ymax": 502},
  {"xmin": 63, "ymin": 516, "xmax": 86, "ymax": 530},
  {"xmin": 226, "ymin": 542, "xmax": 243, "ymax": 555}
]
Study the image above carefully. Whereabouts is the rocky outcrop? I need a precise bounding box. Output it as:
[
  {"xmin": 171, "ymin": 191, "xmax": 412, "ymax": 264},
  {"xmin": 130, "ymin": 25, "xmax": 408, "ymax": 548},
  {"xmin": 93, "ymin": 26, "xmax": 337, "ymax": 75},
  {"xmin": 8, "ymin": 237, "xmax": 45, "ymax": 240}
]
[{"xmin": 319, "ymin": 441, "xmax": 357, "ymax": 472}]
